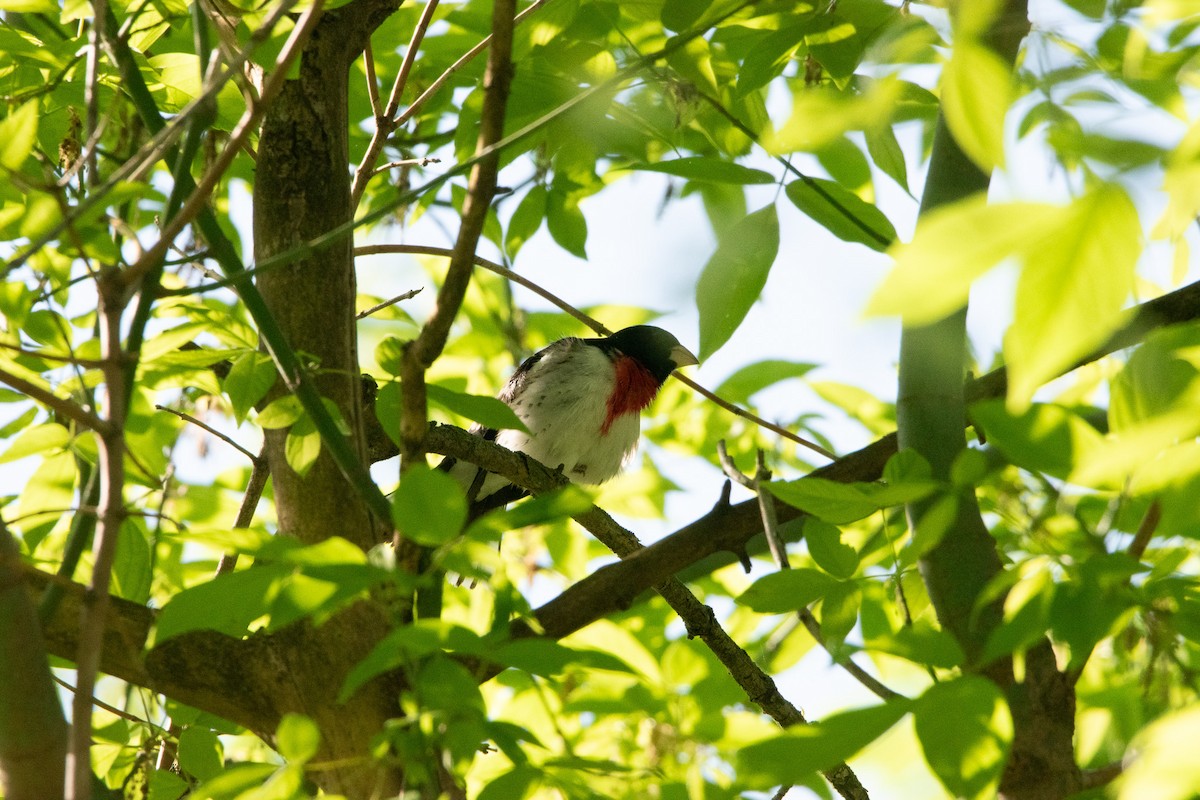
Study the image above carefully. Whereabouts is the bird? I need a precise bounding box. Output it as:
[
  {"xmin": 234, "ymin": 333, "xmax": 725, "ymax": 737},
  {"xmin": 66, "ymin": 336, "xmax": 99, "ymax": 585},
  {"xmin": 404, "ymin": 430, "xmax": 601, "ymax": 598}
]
[{"xmin": 442, "ymin": 324, "xmax": 698, "ymax": 512}]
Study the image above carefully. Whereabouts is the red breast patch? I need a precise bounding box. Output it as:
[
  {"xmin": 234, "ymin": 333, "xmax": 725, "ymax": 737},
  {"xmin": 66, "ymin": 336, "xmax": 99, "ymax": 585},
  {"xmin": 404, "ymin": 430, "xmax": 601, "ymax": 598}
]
[{"xmin": 602, "ymin": 355, "xmax": 660, "ymax": 434}]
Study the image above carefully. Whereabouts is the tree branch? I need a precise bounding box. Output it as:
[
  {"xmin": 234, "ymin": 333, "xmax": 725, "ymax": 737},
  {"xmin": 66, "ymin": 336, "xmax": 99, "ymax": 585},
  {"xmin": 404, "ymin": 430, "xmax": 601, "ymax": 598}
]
[{"xmin": 398, "ymin": 0, "xmax": 515, "ymax": 469}]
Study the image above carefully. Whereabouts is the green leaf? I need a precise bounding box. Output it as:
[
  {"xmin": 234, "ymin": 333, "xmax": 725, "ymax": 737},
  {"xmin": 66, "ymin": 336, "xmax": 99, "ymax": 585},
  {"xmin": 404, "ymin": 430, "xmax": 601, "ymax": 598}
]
[
  {"xmin": 785, "ymin": 177, "xmax": 896, "ymax": 252},
  {"xmin": 154, "ymin": 564, "xmax": 291, "ymax": 642},
  {"xmin": 866, "ymin": 196, "xmax": 1063, "ymax": 324},
  {"xmin": 0, "ymin": 422, "xmax": 69, "ymax": 462},
  {"xmin": 392, "ymin": 464, "xmax": 467, "ymax": 546},
  {"xmin": 768, "ymin": 477, "xmax": 878, "ymax": 524},
  {"xmin": 737, "ymin": 700, "xmax": 911, "ymax": 786},
  {"xmin": 736, "ymin": 568, "xmax": 839, "ymax": 613},
  {"xmin": 257, "ymin": 395, "xmax": 304, "ymax": 429},
  {"xmin": 819, "ymin": 580, "xmax": 860, "ymax": 645},
  {"xmin": 506, "ymin": 184, "xmax": 546, "ymax": 259},
  {"xmin": 661, "ymin": 0, "xmax": 714, "ymax": 31},
  {"xmin": 971, "ymin": 400, "xmax": 1103, "ymax": 479},
  {"xmin": 631, "ymin": 157, "xmax": 775, "ymax": 185},
  {"xmin": 189, "ymin": 764, "xmax": 278, "ymax": 800},
  {"xmin": 177, "ymin": 727, "xmax": 224, "ymax": 782},
  {"xmin": 696, "ymin": 205, "xmax": 780, "ymax": 361},
  {"xmin": 913, "ymin": 677, "xmax": 1012, "ymax": 800},
  {"xmin": 1005, "ymin": 184, "xmax": 1142, "ymax": 408},
  {"xmin": 375, "ymin": 335, "xmax": 406, "ymax": 377},
  {"xmin": 223, "ymin": 352, "xmax": 276, "ymax": 425},
  {"xmin": 427, "ymin": 383, "xmax": 529, "ymax": 432},
  {"xmin": 864, "ymin": 124, "xmax": 909, "ymax": 192},
  {"xmin": 864, "ymin": 622, "xmax": 964, "ymax": 668},
  {"xmin": 1118, "ymin": 703, "xmax": 1200, "ymax": 800},
  {"xmin": 941, "ymin": 40, "xmax": 1012, "ymax": 171},
  {"xmin": 284, "ymin": 417, "xmax": 321, "ymax": 477},
  {"xmin": 0, "ymin": 99, "xmax": 38, "ymax": 170},
  {"xmin": 713, "ymin": 359, "xmax": 817, "ymax": 404},
  {"xmin": 804, "ymin": 519, "xmax": 859, "ymax": 579},
  {"xmin": 275, "ymin": 714, "xmax": 320, "ymax": 763},
  {"xmin": 546, "ymin": 185, "xmax": 588, "ymax": 259},
  {"xmin": 478, "ymin": 766, "xmax": 539, "ymax": 800},
  {"xmin": 112, "ymin": 518, "xmax": 152, "ymax": 603}
]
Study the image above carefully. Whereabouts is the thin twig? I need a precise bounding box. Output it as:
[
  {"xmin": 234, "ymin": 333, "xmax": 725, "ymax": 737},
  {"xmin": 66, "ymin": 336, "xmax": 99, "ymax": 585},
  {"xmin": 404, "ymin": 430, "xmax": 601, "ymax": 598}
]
[
  {"xmin": 155, "ymin": 405, "xmax": 261, "ymax": 464},
  {"xmin": 354, "ymin": 243, "xmax": 836, "ymax": 460},
  {"xmin": 363, "ymin": 40, "xmax": 382, "ymax": 117},
  {"xmin": 350, "ymin": 0, "xmax": 550, "ymax": 208},
  {"xmin": 1127, "ymin": 499, "xmax": 1161, "ymax": 562},
  {"xmin": 372, "ymin": 156, "xmax": 441, "ymax": 176},
  {"xmin": 718, "ymin": 441, "xmax": 788, "ymax": 568},
  {"xmin": 213, "ymin": 452, "xmax": 269, "ymax": 575},
  {"xmin": 0, "ymin": 365, "xmax": 108, "ymax": 434},
  {"xmin": 355, "ymin": 287, "xmax": 424, "ymax": 319},
  {"xmin": 397, "ymin": 0, "xmax": 516, "ymax": 470},
  {"xmin": 717, "ymin": 441, "xmax": 901, "ymax": 702},
  {"xmin": 350, "ymin": 0, "xmax": 442, "ymax": 207},
  {"xmin": 122, "ymin": 0, "xmax": 325, "ymax": 292},
  {"xmin": 52, "ymin": 674, "xmax": 167, "ymax": 734},
  {"xmin": 68, "ymin": 269, "xmax": 130, "ymax": 800}
]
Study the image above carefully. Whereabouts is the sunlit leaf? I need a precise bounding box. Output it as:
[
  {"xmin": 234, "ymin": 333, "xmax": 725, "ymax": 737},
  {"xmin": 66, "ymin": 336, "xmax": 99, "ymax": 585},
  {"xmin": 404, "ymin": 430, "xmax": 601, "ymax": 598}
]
[
  {"xmin": 866, "ymin": 196, "xmax": 1062, "ymax": 324},
  {"xmin": 631, "ymin": 157, "xmax": 775, "ymax": 185},
  {"xmin": 914, "ymin": 677, "xmax": 1011, "ymax": 800},
  {"xmin": 1005, "ymin": 184, "xmax": 1142, "ymax": 408},
  {"xmin": 804, "ymin": 519, "xmax": 859, "ymax": 579},
  {"xmin": 736, "ymin": 568, "xmax": 839, "ymax": 613},
  {"xmin": 971, "ymin": 400, "xmax": 1103, "ymax": 479},
  {"xmin": 1118, "ymin": 703, "xmax": 1200, "ymax": 800},
  {"xmin": 276, "ymin": 714, "xmax": 321, "ymax": 763},
  {"xmin": 941, "ymin": 40, "xmax": 1012, "ymax": 171},
  {"xmin": 713, "ymin": 359, "xmax": 818, "ymax": 404},
  {"xmin": 0, "ymin": 99, "xmax": 38, "ymax": 170},
  {"xmin": 737, "ymin": 700, "xmax": 911, "ymax": 786}
]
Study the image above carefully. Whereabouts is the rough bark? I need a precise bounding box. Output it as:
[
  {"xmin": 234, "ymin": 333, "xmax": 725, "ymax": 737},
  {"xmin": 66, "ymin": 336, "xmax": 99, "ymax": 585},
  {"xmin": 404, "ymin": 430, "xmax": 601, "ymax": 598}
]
[{"xmin": 250, "ymin": 1, "xmax": 405, "ymax": 794}]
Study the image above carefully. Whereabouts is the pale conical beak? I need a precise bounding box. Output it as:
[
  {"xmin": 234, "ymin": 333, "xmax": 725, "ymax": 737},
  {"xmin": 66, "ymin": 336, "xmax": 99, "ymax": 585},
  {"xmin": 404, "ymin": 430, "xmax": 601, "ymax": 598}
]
[{"xmin": 670, "ymin": 344, "xmax": 699, "ymax": 368}]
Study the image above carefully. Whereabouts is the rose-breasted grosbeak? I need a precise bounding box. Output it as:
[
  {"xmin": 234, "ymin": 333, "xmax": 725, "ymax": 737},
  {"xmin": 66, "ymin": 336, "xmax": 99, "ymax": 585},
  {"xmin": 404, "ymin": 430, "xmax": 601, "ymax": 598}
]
[{"xmin": 444, "ymin": 325, "xmax": 698, "ymax": 509}]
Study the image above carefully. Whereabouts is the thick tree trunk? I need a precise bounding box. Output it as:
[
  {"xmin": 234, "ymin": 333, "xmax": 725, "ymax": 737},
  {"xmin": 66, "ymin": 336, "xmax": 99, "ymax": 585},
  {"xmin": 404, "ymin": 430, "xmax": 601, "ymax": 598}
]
[
  {"xmin": 896, "ymin": 1, "xmax": 1081, "ymax": 796},
  {"xmin": 251, "ymin": 2, "xmax": 405, "ymax": 795}
]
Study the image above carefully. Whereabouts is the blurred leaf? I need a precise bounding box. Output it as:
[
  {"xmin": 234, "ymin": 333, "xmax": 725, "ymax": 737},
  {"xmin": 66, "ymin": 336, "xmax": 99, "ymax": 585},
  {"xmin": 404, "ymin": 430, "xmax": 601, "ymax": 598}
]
[
  {"xmin": 275, "ymin": 714, "xmax": 321, "ymax": 763},
  {"xmin": 506, "ymin": 184, "xmax": 547, "ymax": 258},
  {"xmin": 914, "ymin": 677, "xmax": 1011, "ymax": 800},
  {"xmin": 155, "ymin": 564, "xmax": 291, "ymax": 642},
  {"xmin": 177, "ymin": 727, "xmax": 224, "ymax": 782},
  {"xmin": 866, "ymin": 196, "xmax": 1062, "ymax": 325},
  {"xmin": 223, "ymin": 351, "xmax": 276, "ymax": 425},
  {"xmin": 970, "ymin": 400, "xmax": 1103, "ymax": 479},
  {"xmin": 696, "ymin": 205, "xmax": 779, "ymax": 361},
  {"xmin": 713, "ymin": 359, "xmax": 818, "ymax": 404},
  {"xmin": 0, "ymin": 421, "xmax": 68, "ymax": 462},
  {"xmin": 631, "ymin": 157, "xmax": 774, "ymax": 185},
  {"xmin": 0, "ymin": 99, "xmax": 38, "ymax": 170},
  {"xmin": 1118, "ymin": 704, "xmax": 1200, "ymax": 800},
  {"xmin": 941, "ymin": 40, "xmax": 1012, "ymax": 171},
  {"xmin": 865, "ymin": 621, "xmax": 964, "ymax": 669},
  {"xmin": 392, "ymin": 464, "xmax": 466, "ymax": 546},
  {"xmin": 818, "ymin": 580, "xmax": 860, "ymax": 645},
  {"xmin": 1005, "ymin": 184, "xmax": 1142, "ymax": 408},
  {"xmin": 785, "ymin": 177, "xmax": 896, "ymax": 251},
  {"xmin": 737, "ymin": 700, "xmax": 911, "ymax": 786}
]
